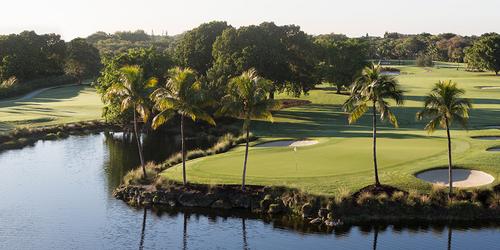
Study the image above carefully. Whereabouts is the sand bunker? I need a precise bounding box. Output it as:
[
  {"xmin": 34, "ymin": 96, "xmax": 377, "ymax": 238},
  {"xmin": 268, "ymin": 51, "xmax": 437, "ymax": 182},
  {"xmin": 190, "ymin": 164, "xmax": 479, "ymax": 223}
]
[
  {"xmin": 416, "ymin": 169, "xmax": 494, "ymax": 187},
  {"xmin": 484, "ymin": 125, "xmax": 500, "ymax": 129},
  {"xmin": 486, "ymin": 147, "xmax": 500, "ymax": 152},
  {"xmin": 472, "ymin": 136, "xmax": 500, "ymax": 140},
  {"xmin": 477, "ymin": 86, "xmax": 500, "ymax": 90},
  {"xmin": 255, "ymin": 140, "xmax": 318, "ymax": 147}
]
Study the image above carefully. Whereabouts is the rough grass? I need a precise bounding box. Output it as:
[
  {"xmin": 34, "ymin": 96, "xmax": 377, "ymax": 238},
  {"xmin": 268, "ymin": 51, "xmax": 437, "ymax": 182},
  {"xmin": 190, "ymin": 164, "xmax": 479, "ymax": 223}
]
[
  {"xmin": 162, "ymin": 67, "xmax": 500, "ymax": 195},
  {"xmin": 0, "ymin": 84, "xmax": 103, "ymax": 132}
]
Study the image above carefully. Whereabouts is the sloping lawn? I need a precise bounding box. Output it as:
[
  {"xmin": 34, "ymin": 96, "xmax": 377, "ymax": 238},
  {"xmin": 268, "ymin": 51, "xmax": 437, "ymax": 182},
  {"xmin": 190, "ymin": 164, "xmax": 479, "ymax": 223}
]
[{"xmin": 163, "ymin": 67, "xmax": 500, "ymax": 195}]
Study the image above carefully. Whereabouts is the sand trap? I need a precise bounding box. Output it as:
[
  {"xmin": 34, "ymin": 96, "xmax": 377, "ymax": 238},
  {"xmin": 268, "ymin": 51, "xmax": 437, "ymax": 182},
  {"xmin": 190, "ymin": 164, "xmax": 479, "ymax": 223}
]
[
  {"xmin": 484, "ymin": 125, "xmax": 500, "ymax": 129},
  {"xmin": 255, "ymin": 140, "xmax": 318, "ymax": 147},
  {"xmin": 416, "ymin": 169, "xmax": 494, "ymax": 187},
  {"xmin": 472, "ymin": 136, "xmax": 500, "ymax": 140},
  {"xmin": 486, "ymin": 147, "xmax": 500, "ymax": 152},
  {"xmin": 477, "ymin": 86, "xmax": 500, "ymax": 90}
]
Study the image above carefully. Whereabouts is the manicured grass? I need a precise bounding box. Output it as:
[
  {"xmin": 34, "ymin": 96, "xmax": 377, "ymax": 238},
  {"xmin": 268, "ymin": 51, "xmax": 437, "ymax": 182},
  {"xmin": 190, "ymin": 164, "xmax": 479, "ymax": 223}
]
[
  {"xmin": 163, "ymin": 67, "xmax": 500, "ymax": 195},
  {"xmin": 0, "ymin": 85, "xmax": 103, "ymax": 132}
]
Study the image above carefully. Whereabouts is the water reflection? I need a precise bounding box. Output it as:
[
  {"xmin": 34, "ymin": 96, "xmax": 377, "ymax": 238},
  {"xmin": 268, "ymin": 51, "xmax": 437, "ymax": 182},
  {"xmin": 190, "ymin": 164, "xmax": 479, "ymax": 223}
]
[
  {"xmin": 102, "ymin": 131, "xmax": 214, "ymax": 190},
  {"xmin": 139, "ymin": 207, "xmax": 147, "ymax": 250},
  {"xmin": 0, "ymin": 133, "xmax": 498, "ymax": 249},
  {"xmin": 242, "ymin": 218, "xmax": 249, "ymax": 250}
]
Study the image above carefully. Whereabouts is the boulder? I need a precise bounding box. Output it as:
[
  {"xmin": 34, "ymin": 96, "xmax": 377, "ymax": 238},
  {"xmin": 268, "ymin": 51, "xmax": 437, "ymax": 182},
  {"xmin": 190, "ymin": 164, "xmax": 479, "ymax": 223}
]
[
  {"xmin": 318, "ymin": 208, "xmax": 329, "ymax": 219},
  {"xmin": 178, "ymin": 192, "xmax": 217, "ymax": 207},
  {"xmin": 302, "ymin": 203, "xmax": 313, "ymax": 218},
  {"xmin": 211, "ymin": 199, "xmax": 232, "ymax": 209}
]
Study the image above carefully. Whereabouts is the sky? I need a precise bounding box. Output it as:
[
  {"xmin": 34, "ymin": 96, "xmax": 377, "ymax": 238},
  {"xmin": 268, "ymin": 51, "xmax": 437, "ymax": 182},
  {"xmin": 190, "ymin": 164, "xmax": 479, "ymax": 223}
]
[{"xmin": 1, "ymin": 0, "xmax": 499, "ymax": 40}]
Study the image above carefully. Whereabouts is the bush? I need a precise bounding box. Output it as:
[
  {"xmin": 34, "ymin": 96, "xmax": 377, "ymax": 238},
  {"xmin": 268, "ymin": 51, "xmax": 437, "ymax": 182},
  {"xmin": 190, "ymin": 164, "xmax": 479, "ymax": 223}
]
[
  {"xmin": 429, "ymin": 186, "xmax": 448, "ymax": 206},
  {"xmin": 390, "ymin": 191, "xmax": 405, "ymax": 202},
  {"xmin": 416, "ymin": 54, "xmax": 434, "ymax": 67},
  {"xmin": 123, "ymin": 162, "xmax": 157, "ymax": 185},
  {"xmin": 356, "ymin": 191, "xmax": 376, "ymax": 207},
  {"xmin": 488, "ymin": 192, "xmax": 500, "ymax": 209}
]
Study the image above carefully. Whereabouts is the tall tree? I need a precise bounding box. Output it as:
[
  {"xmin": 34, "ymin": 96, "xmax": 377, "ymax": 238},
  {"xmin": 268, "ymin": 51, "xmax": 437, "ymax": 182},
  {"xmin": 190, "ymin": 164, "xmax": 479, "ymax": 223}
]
[
  {"xmin": 104, "ymin": 66, "xmax": 157, "ymax": 179},
  {"xmin": 417, "ymin": 80, "xmax": 472, "ymax": 197},
  {"xmin": 343, "ymin": 63, "xmax": 405, "ymax": 186},
  {"xmin": 174, "ymin": 21, "xmax": 230, "ymax": 75},
  {"xmin": 465, "ymin": 33, "xmax": 500, "ymax": 75},
  {"xmin": 315, "ymin": 36, "xmax": 368, "ymax": 94},
  {"xmin": 65, "ymin": 38, "xmax": 101, "ymax": 84},
  {"xmin": 209, "ymin": 22, "xmax": 317, "ymax": 99},
  {"xmin": 96, "ymin": 48, "xmax": 173, "ymax": 123},
  {"xmin": 217, "ymin": 69, "xmax": 276, "ymax": 191},
  {"xmin": 150, "ymin": 67, "xmax": 215, "ymax": 185}
]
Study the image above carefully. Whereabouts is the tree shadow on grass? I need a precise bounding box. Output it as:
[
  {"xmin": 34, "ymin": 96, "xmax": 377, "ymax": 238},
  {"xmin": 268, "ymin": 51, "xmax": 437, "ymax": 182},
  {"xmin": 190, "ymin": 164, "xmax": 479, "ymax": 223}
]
[{"xmin": 253, "ymin": 103, "xmax": 500, "ymax": 138}]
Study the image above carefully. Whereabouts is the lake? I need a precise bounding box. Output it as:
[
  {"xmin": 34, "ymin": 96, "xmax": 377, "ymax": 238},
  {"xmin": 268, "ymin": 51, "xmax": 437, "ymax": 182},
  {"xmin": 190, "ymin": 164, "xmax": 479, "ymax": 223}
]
[{"xmin": 0, "ymin": 133, "xmax": 498, "ymax": 249}]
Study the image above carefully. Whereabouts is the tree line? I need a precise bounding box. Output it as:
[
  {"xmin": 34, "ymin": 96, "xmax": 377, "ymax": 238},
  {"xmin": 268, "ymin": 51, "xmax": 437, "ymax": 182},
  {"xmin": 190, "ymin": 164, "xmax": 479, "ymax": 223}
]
[{"xmin": 0, "ymin": 31, "xmax": 101, "ymax": 86}]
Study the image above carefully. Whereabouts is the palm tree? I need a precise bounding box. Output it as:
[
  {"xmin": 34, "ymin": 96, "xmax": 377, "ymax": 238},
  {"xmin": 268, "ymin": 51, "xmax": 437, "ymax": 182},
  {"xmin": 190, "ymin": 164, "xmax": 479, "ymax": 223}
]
[
  {"xmin": 217, "ymin": 69, "xmax": 276, "ymax": 191},
  {"xmin": 104, "ymin": 66, "xmax": 157, "ymax": 179},
  {"xmin": 150, "ymin": 67, "xmax": 215, "ymax": 185},
  {"xmin": 343, "ymin": 63, "xmax": 405, "ymax": 186},
  {"xmin": 417, "ymin": 80, "xmax": 472, "ymax": 197}
]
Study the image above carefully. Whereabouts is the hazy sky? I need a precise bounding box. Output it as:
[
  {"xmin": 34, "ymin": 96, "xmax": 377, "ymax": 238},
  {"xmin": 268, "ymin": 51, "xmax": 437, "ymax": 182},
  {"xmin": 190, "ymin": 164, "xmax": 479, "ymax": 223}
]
[{"xmin": 1, "ymin": 0, "xmax": 499, "ymax": 40}]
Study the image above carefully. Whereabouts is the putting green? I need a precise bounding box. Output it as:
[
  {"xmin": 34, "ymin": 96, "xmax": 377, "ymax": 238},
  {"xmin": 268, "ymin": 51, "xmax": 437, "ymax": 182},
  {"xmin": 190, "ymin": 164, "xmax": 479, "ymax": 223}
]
[
  {"xmin": 163, "ymin": 67, "xmax": 500, "ymax": 195},
  {"xmin": 0, "ymin": 84, "xmax": 103, "ymax": 131}
]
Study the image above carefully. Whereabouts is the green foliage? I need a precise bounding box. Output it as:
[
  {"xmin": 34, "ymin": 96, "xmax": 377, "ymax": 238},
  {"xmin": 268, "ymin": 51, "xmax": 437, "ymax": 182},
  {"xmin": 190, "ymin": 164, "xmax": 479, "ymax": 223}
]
[
  {"xmin": 209, "ymin": 22, "xmax": 317, "ymax": 99},
  {"xmin": 344, "ymin": 63, "xmax": 405, "ymax": 127},
  {"xmin": 174, "ymin": 21, "xmax": 230, "ymax": 74},
  {"xmin": 86, "ymin": 30, "xmax": 174, "ymax": 56},
  {"xmin": 65, "ymin": 38, "xmax": 101, "ymax": 83},
  {"xmin": 415, "ymin": 53, "xmax": 434, "ymax": 67},
  {"xmin": 217, "ymin": 69, "xmax": 276, "ymax": 129},
  {"xmin": 315, "ymin": 36, "xmax": 368, "ymax": 93},
  {"xmin": 96, "ymin": 48, "xmax": 173, "ymax": 123},
  {"xmin": 0, "ymin": 31, "xmax": 66, "ymax": 81},
  {"xmin": 417, "ymin": 80, "xmax": 472, "ymax": 133},
  {"xmin": 464, "ymin": 33, "xmax": 500, "ymax": 75},
  {"xmin": 150, "ymin": 67, "xmax": 215, "ymax": 129}
]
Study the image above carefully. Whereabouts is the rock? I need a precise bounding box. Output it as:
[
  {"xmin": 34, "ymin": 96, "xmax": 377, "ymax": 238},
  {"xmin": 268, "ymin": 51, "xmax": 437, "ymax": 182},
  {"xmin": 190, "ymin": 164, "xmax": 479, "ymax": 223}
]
[
  {"xmin": 268, "ymin": 203, "xmax": 283, "ymax": 214},
  {"xmin": 260, "ymin": 197, "xmax": 273, "ymax": 211},
  {"xmin": 232, "ymin": 196, "xmax": 251, "ymax": 209},
  {"xmin": 211, "ymin": 199, "xmax": 232, "ymax": 209},
  {"xmin": 302, "ymin": 203, "xmax": 313, "ymax": 218},
  {"xmin": 318, "ymin": 208, "xmax": 329, "ymax": 219},
  {"xmin": 310, "ymin": 217, "xmax": 323, "ymax": 225},
  {"xmin": 178, "ymin": 192, "xmax": 217, "ymax": 207}
]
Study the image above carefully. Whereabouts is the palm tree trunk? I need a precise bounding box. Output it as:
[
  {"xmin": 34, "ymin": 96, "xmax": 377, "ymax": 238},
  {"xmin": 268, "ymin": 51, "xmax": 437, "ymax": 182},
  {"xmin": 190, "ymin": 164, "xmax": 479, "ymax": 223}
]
[
  {"xmin": 181, "ymin": 114, "xmax": 187, "ymax": 185},
  {"xmin": 242, "ymin": 125, "xmax": 250, "ymax": 192},
  {"xmin": 133, "ymin": 109, "xmax": 147, "ymax": 178},
  {"xmin": 445, "ymin": 118, "xmax": 453, "ymax": 198},
  {"xmin": 372, "ymin": 102, "xmax": 380, "ymax": 186}
]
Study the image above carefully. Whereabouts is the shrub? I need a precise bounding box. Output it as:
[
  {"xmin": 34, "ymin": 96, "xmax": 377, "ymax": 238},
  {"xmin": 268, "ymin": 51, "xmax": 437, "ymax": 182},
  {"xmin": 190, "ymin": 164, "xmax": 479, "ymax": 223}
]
[
  {"xmin": 488, "ymin": 192, "xmax": 500, "ymax": 209},
  {"xmin": 429, "ymin": 186, "xmax": 448, "ymax": 206},
  {"xmin": 405, "ymin": 189, "xmax": 420, "ymax": 207},
  {"xmin": 471, "ymin": 189, "xmax": 492, "ymax": 206},
  {"xmin": 391, "ymin": 191, "xmax": 406, "ymax": 203},
  {"xmin": 356, "ymin": 191, "xmax": 376, "ymax": 207},
  {"xmin": 416, "ymin": 54, "xmax": 434, "ymax": 67},
  {"xmin": 376, "ymin": 193, "xmax": 389, "ymax": 205},
  {"xmin": 123, "ymin": 162, "xmax": 157, "ymax": 185}
]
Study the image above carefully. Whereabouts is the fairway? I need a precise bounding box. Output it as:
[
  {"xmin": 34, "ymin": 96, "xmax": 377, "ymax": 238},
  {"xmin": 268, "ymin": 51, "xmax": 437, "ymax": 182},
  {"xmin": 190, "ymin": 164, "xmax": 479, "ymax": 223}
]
[
  {"xmin": 163, "ymin": 67, "xmax": 500, "ymax": 195},
  {"xmin": 0, "ymin": 85, "xmax": 103, "ymax": 131}
]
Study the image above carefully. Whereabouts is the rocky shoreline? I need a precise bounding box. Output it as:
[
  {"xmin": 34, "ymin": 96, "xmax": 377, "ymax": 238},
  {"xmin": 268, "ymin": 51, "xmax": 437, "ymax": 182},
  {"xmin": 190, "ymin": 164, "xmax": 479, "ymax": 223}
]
[{"xmin": 114, "ymin": 183, "xmax": 500, "ymax": 227}]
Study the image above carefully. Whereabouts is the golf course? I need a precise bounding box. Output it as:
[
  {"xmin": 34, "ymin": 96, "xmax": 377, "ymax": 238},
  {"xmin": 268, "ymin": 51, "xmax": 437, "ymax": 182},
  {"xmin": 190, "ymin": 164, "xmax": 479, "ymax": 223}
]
[
  {"xmin": 0, "ymin": 84, "xmax": 102, "ymax": 132},
  {"xmin": 162, "ymin": 66, "xmax": 500, "ymax": 195}
]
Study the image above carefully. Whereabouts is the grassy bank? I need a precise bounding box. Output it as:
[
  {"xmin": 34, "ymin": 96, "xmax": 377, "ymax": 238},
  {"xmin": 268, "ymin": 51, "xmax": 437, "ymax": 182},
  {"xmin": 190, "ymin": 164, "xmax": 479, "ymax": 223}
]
[
  {"xmin": 0, "ymin": 84, "xmax": 103, "ymax": 132},
  {"xmin": 161, "ymin": 66, "xmax": 500, "ymax": 195}
]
